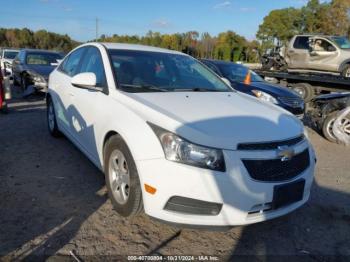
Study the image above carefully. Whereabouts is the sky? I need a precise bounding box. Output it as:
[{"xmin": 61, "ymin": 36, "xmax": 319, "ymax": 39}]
[{"xmin": 0, "ymin": 0, "xmax": 313, "ymax": 42}]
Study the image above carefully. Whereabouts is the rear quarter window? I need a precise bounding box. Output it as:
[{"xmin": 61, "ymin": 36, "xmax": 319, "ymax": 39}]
[{"xmin": 293, "ymin": 36, "xmax": 310, "ymax": 50}]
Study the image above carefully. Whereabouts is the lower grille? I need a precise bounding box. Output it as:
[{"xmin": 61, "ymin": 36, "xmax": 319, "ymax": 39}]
[
  {"xmin": 278, "ymin": 96, "xmax": 304, "ymax": 108},
  {"xmin": 242, "ymin": 149, "xmax": 310, "ymax": 182}
]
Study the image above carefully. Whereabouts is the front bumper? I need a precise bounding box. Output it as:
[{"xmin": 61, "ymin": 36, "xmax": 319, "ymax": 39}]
[
  {"xmin": 136, "ymin": 140, "xmax": 315, "ymax": 226},
  {"xmin": 33, "ymin": 81, "xmax": 48, "ymax": 92}
]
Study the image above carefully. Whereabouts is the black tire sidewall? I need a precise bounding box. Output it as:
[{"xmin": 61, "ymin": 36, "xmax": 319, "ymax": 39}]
[
  {"xmin": 291, "ymin": 83, "xmax": 314, "ymax": 102},
  {"xmin": 322, "ymin": 111, "xmax": 339, "ymax": 143},
  {"xmin": 104, "ymin": 135, "xmax": 143, "ymax": 217},
  {"xmin": 47, "ymin": 97, "xmax": 60, "ymax": 137},
  {"xmin": 21, "ymin": 74, "xmax": 28, "ymax": 90},
  {"xmin": 341, "ymin": 64, "xmax": 350, "ymax": 78}
]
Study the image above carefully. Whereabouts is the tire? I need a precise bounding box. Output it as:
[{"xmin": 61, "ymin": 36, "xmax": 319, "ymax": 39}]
[
  {"xmin": 322, "ymin": 110, "xmax": 350, "ymax": 143},
  {"xmin": 20, "ymin": 74, "xmax": 29, "ymax": 91},
  {"xmin": 104, "ymin": 135, "xmax": 143, "ymax": 217},
  {"xmin": 290, "ymin": 83, "xmax": 314, "ymax": 102},
  {"xmin": 47, "ymin": 97, "xmax": 61, "ymax": 137},
  {"xmin": 322, "ymin": 111, "xmax": 339, "ymax": 143},
  {"xmin": 1, "ymin": 103, "xmax": 8, "ymax": 114},
  {"xmin": 341, "ymin": 64, "xmax": 350, "ymax": 78}
]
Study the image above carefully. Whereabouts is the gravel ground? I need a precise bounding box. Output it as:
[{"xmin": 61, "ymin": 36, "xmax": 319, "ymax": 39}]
[{"xmin": 0, "ymin": 89, "xmax": 349, "ymax": 261}]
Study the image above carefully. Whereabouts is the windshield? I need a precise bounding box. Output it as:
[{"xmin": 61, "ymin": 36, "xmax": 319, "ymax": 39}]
[
  {"xmin": 3, "ymin": 51, "xmax": 19, "ymax": 59},
  {"xmin": 108, "ymin": 50, "xmax": 232, "ymax": 93},
  {"xmin": 330, "ymin": 36, "xmax": 350, "ymax": 49},
  {"xmin": 26, "ymin": 52, "xmax": 62, "ymax": 66},
  {"xmin": 219, "ymin": 64, "xmax": 264, "ymax": 83}
]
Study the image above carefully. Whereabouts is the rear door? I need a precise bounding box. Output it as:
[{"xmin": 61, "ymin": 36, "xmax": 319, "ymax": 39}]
[{"xmin": 287, "ymin": 36, "xmax": 310, "ymax": 69}]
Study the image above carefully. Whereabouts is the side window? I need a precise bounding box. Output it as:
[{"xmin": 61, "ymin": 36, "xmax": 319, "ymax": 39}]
[
  {"xmin": 59, "ymin": 47, "xmax": 86, "ymax": 77},
  {"xmin": 293, "ymin": 37, "xmax": 310, "ymax": 50},
  {"xmin": 18, "ymin": 52, "xmax": 25, "ymax": 63},
  {"xmin": 311, "ymin": 39, "xmax": 336, "ymax": 52},
  {"xmin": 78, "ymin": 47, "xmax": 107, "ymax": 87},
  {"xmin": 204, "ymin": 62, "xmax": 221, "ymax": 75}
]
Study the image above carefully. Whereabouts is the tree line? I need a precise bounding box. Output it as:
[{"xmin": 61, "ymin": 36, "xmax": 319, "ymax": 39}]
[
  {"xmin": 98, "ymin": 31, "xmax": 261, "ymax": 62},
  {"xmin": 0, "ymin": 28, "xmax": 79, "ymax": 53},
  {"xmin": 1, "ymin": 0, "xmax": 349, "ymax": 61},
  {"xmin": 257, "ymin": 0, "xmax": 350, "ymax": 46}
]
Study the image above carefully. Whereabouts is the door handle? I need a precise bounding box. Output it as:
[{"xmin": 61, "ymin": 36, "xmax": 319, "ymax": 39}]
[{"xmin": 69, "ymin": 93, "xmax": 74, "ymax": 97}]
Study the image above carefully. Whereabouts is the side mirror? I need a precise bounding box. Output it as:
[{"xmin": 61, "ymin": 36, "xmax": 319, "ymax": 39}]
[
  {"xmin": 221, "ymin": 77, "xmax": 231, "ymax": 87},
  {"xmin": 71, "ymin": 72, "xmax": 102, "ymax": 92}
]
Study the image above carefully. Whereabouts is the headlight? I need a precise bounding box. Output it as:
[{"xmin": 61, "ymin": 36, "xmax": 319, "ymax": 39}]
[
  {"xmin": 252, "ymin": 90, "xmax": 278, "ymax": 104},
  {"xmin": 149, "ymin": 123, "xmax": 226, "ymax": 172},
  {"xmin": 303, "ymin": 127, "xmax": 309, "ymax": 139},
  {"xmin": 28, "ymin": 70, "xmax": 46, "ymax": 83}
]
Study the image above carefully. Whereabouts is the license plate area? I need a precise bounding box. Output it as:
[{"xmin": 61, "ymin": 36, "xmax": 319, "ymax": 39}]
[{"xmin": 273, "ymin": 179, "xmax": 305, "ymax": 209}]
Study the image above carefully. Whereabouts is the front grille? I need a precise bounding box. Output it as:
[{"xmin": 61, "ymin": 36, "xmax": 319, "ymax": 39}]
[
  {"xmin": 278, "ymin": 96, "xmax": 304, "ymax": 108},
  {"xmin": 237, "ymin": 135, "xmax": 305, "ymax": 151},
  {"xmin": 242, "ymin": 149, "xmax": 310, "ymax": 182}
]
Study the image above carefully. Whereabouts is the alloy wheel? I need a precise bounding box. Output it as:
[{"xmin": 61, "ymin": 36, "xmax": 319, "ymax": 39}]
[{"xmin": 108, "ymin": 149, "xmax": 130, "ymax": 205}]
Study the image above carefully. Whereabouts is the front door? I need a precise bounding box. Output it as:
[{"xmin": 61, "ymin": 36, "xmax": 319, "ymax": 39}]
[
  {"xmin": 67, "ymin": 46, "xmax": 109, "ymax": 163},
  {"xmin": 287, "ymin": 36, "xmax": 310, "ymax": 69}
]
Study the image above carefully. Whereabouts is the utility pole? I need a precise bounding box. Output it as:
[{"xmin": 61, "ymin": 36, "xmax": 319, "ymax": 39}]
[{"xmin": 95, "ymin": 17, "xmax": 99, "ymax": 42}]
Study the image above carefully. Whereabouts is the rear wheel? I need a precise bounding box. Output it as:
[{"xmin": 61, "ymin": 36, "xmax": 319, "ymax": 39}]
[
  {"xmin": 47, "ymin": 97, "xmax": 61, "ymax": 137},
  {"xmin": 341, "ymin": 64, "xmax": 350, "ymax": 78},
  {"xmin": 290, "ymin": 83, "xmax": 314, "ymax": 102},
  {"xmin": 104, "ymin": 135, "xmax": 143, "ymax": 217}
]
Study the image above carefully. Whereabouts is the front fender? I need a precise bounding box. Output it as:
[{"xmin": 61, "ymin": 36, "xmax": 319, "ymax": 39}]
[
  {"xmin": 338, "ymin": 59, "xmax": 350, "ymax": 72},
  {"xmin": 95, "ymin": 96, "xmax": 164, "ymax": 168}
]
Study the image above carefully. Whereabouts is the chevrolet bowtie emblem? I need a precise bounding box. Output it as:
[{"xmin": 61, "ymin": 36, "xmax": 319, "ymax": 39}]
[{"xmin": 277, "ymin": 146, "xmax": 295, "ymax": 161}]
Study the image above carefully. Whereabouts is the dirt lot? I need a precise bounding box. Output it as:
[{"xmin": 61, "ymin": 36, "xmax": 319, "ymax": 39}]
[{"xmin": 0, "ymin": 89, "xmax": 349, "ymax": 261}]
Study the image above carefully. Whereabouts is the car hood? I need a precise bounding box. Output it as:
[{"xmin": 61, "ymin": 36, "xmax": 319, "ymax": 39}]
[
  {"xmin": 120, "ymin": 91, "xmax": 303, "ymax": 150},
  {"xmin": 246, "ymin": 81, "xmax": 300, "ymax": 97},
  {"xmin": 313, "ymin": 92, "xmax": 350, "ymax": 101},
  {"xmin": 27, "ymin": 65, "xmax": 56, "ymax": 79}
]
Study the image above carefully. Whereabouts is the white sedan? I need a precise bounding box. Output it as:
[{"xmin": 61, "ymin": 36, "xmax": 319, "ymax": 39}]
[{"xmin": 47, "ymin": 43, "xmax": 316, "ymax": 227}]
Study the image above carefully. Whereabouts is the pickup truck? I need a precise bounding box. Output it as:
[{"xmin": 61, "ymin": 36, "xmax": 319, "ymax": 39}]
[{"xmin": 261, "ymin": 35, "xmax": 350, "ymax": 78}]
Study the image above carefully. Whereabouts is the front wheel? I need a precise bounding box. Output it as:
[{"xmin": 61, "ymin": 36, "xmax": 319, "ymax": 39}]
[
  {"xmin": 104, "ymin": 135, "xmax": 143, "ymax": 217},
  {"xmin": 21, "ymin": 74, "xmax": 29, "ymax": 91},
  {"xmin": 341, "ymin": 64, "xmax": 350, "ymax": 78},
  {"xmin": 322, "ymin": 111, "xmax": 350, "ymax": 143}
]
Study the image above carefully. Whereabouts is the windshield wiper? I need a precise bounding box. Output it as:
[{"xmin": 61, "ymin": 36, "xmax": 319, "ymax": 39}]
[
  {"xmin": 120, "ymin": 84, "xmax": 169, "ymax": 92},
  {"xmin": 173, "ymin": 87, "xmax": 222, "ymax": 92}
]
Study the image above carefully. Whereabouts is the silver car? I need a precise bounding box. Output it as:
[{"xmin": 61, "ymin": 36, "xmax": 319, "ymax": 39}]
[{"xmin": 285, "ymin": 35, "xmax": 350, "ymax": 77}]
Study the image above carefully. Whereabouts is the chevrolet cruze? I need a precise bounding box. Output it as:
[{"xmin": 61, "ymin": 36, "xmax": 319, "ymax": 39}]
[{"xmin": 47, "ymin": 43, "xmax": 316, "ymax": 227}]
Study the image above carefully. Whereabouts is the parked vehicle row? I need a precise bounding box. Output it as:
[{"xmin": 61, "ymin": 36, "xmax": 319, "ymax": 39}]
[
  {"xmin": 0, "ymin": 48, "xmax": 20, "ymax": 76},
  {"xmin": 47, "ymin": 43, "xmax": 316, "ymax": 228},
  {"xmin": 12, "ymin": 49, "xmax": 63, "ymax": 92}
]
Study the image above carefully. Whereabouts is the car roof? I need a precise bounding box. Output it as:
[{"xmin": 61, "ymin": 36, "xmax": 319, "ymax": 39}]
[
  {"xmin": 99, "ymin": 42, "xmax": 186, "ymax": 56},
  {"xmin": 201, "ymin": 59, "xmax": 245, "ymax": 67},
  {"xmin": 1, "ymin": 48, "xmax": 20, "ymax": 51},
  {"xmin": 21, "ymin": 49, "xmax": 61, "ymax": 54}
]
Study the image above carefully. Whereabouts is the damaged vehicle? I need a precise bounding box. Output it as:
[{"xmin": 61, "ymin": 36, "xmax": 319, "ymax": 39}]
[
  {"xmin": 262, "ymin": 35, "xmax": 350, "ymax": 78},
  {"xmin": 201, "ymin": 59, "xmax": 305, "ymax": 117},
  {"xmin": 47, "ymin": 43, "xmax": 316, "ymax": 227},
  {"xmin": 0, "ymin": 48, "xmax": 20, "ymax": 76},
  {"xmin": 308, "ymin": 93, "xmax": 350, "ymax": 143},
  {"xmin": 12, "ymin": 49, "xmax": 62, "ymax": 93}
]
